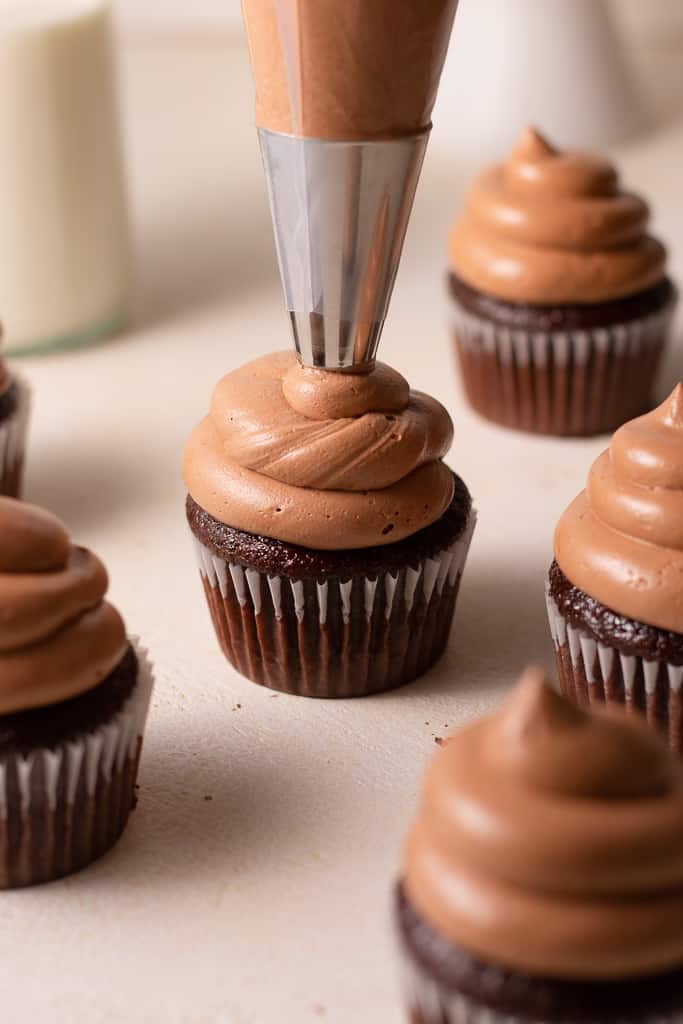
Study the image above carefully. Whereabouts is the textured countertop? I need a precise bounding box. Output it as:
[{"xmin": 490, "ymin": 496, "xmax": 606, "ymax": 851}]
[{"xmin": 1, "ymin": 35, "xmax": 681, "ymax": 1024}]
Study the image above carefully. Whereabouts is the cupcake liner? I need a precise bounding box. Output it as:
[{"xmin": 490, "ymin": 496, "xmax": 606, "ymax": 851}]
[
  {"xmin": 193, "ymin": 512, "xmax": 476, "ymax": 698},
  {"xmin": 0, "ymin": 375, "xmax": 30, "ymax": 498},
  {"xmin": 398, "ymin": 943, "xmax": 679, "ymax": 1024},
  {"xmin": 451, "ymin": 296, "xmax": 676, "ymax": 436},
  {"xmin": 546, "ymin": 590, "xmax": 683, "ymax": 754},
  {"xmin": 0, "ymin": 638, "xmax": 154, "ymax": 888}
]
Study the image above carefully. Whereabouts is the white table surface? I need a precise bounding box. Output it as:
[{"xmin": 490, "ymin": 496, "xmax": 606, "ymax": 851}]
[{"xmin": 1, "ymin": 35, "xmax": 682, "ymax": 1024}]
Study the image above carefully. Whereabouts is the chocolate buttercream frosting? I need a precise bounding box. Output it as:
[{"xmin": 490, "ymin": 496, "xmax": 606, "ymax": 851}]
[
  {"xmin": 241, "ymin": 0, "xmax": 458, "ymax": 139},
  {"xmin": 449, "ymin": 127, "xmax": 666, "ymax": 305},
  {"xmin": 0, "ymin": 498, "xmax": 128, "ymax": 715},
  {"xmin": 555, "ymin": 386, "xmax": 683, "ymax": 635},
  {"xmin": 183, "ymin": 352, "xmax": 455, "ymax": 550},
  {"xmin": 404, "ymin": 668, "xmax": 683, "ymax": 979}
]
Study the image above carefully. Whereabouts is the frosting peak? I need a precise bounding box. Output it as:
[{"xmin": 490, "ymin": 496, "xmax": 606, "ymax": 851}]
[
  {"xmin": 404, "ymin": 670, "xmax": 683, "ymax": 979},
  {"xmin": 505, "ymin": 127, "xmax": 617, "ymax": 199},
  {"xmin": 667, "ymin": 383, "xmax": 683, "ymax": 421},
  {"xmin": 556, "ymin": 386, "xmax": 683, "ymax": 633},
  {"xmin": 449, "ymin": 126, "xmax": 666, "ymax": 304},
  {"xmin": 0, "ymin": 497, "xmax": 128, "ymax": 714},
  {"xmin": 510, "ymin": 126, "xmax": 556, "ymax": 161},
  {"xmin": 183, "ymin": 352, "xmax": 455, "ymax": 550},
  {"xmin": 492, "ymin": 668, "xmax": 673, "ymax": 800},
  {"xmin": 664, "ymin": 383, "xmax": 683, "ymax": 427}
]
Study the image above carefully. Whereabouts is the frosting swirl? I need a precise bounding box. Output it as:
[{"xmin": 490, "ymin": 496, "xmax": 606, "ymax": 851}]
[
  {"xmin": 449, "ymin": 127, "xmax": 666, "ymax": 304},
  {"xmin": 183, "ymin": 351, "xmax": 454, "ymax": 549},
  {"xmin": 0, "ymin": 498, "xmax": 128, "ymax": 714},
  {"xmin": 404, "ymin": 668, "xmax": 683, "ymax": 979},
  {"xmin": 555, "ymin": 386, "xmax": 683, "ymax": 634}
]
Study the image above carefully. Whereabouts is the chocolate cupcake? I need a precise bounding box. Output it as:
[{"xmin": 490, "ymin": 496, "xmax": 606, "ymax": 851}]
[
  {"xmin": 0, "ymin": 497, "xmax": 154, "ymax": 887},
  {"xmin": 0, "ymin": 335, "xmax": 30, "ymax": 497},
  {"xmin": 449, "ymin": 127, "xmax": 676, "ymax": 436},
  {"xmin": 547, "ymin": 385, "xmax": 683, "ymax": 753},
  {"xmin": 396, "ymin": 668, "xmax": 683, "ymax": 1023},
  {"xmin": 183, "ymin": 352, "xmax": 475, "ymax": 698}
]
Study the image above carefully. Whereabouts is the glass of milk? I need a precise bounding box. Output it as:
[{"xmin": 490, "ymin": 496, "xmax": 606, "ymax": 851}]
[{"xmin": 0, "ymin": 0, "xmax": 130, "ymax": 355}]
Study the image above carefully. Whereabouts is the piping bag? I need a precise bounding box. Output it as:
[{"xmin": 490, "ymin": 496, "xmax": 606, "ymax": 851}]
[{"xmin": 242, "ymin": 0, "xmax": 459, "ymax": 369}]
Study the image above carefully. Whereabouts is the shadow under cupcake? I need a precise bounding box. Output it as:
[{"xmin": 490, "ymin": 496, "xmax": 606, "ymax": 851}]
[
  {"xmin": 448, "ymin": 127, "xmax": 677, "ymax": 437},
  {"xmin": 183, "ymin": 352, "xmax": 475, "ymax": 698}
]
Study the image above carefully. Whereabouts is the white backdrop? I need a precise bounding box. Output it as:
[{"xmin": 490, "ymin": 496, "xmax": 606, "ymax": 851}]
[
  {"xmin": 116, "ymin": 0, "xmax": 242, "ymax": 31},
  {"xmin": 115, "ymin": 0, "xmax": 683, "ymax": 41}
]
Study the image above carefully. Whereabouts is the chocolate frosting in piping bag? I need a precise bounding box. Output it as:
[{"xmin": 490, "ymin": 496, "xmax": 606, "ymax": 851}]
[
  {"xmin": 242, "ymin": 0, "xmax": 459, "ymax": 139},
  {"xmin": 404, "ymin": 667, "xmax": 683, "ymax": 979},
  {"xmin": 240, "ymin": 0, "xmax": 460, "ymax": 368},
  {"xmin": 0, "ymin": 498, "xmax": 128, "ymax": 715},
  {"xmin": 555, "ymin": 386, "xmax": 683, "ymax": 635},
  {"xmin": 449, "ymin": 127, "xmax": 666, "ymax": 305},
  {"xmin": 183, "ymin": 351, "xmax": 455, "ymax": 549}
]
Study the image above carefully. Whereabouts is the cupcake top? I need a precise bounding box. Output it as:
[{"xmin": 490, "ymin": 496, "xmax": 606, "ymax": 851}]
[
  {"xmin": 183, "ymin": 351, "xmax": 455, "ymax": 550},
  {"xmin": 403, "ymin": 668, "xmax": 683, "ymax": 979},
  {"xmin": 448, "ymin": 126, "xmax": 666, "ymax": 305},
  {"xmin": 0, "ymin": 497, "xmax": 128, "ymax": 714},
  {"xmin": 555, "ymin": 386, "xmax": 683, "ymax": 634}
]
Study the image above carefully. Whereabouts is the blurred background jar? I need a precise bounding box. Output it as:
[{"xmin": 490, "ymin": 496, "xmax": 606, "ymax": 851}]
[
  {"xmin": 0, "ymin": 0, "xmax": 129, "ymax": 355},
  {"xmin": 432, "ymin": 0, "xmax": 648, "ymax": 158}
]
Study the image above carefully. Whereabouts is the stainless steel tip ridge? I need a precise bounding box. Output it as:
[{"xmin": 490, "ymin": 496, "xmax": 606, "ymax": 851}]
[{"xmin": 259, "ymin": 129, "xmax": 429, "ymax": 371}]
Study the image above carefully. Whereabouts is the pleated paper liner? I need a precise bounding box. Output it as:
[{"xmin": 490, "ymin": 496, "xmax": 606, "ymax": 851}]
[
  {"xmin": 395, "ymin": 885, "xmax": 683, "ymax": 1024},
  {"xmin": 398, "ymin": 945, "xmax": 683, "ymax": 1024},
  {"xmin": 399, "ymin": 947, "xmax": 537, "ymax": 1024},
  {"xmin": 546, "ymin": 590, "xmax": 683, "ymax": 755},
  {"xmin": 452, "ymin": 299, "xmax": 675, "ymax": 437},
  {"xmin": 0, "ymin": 376, "xmax": 30, "ymax": 498},
  {"xmin": 193, "ymin": 512, "xmax": 476, "ymax": 698},
  {"xmin": 0, "ymin": 639, "xmax": 154, "ymax": 888}
]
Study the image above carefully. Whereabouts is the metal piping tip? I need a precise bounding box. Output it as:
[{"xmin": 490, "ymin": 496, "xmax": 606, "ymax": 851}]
[{"xmin": 258, "ymin": 129, "xmax": 429, "ymax": 370}]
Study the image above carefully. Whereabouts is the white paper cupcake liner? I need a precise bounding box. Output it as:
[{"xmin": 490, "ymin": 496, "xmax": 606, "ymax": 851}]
[
  {"xmin": 546, "ymin": 589, "xmax": 683, "ymax": 753},
  {"xmin": 192, "ymin": 511, "xmax": 476, "ymax": 697},
  {"xmin": 0, "ymin": 374, "xmax": 30, "ymax": 497},
  {"xmin": 398, "ymin": 943, "xmax": 680, "ymax": 1024},
  {"xmin": 0, "ymin": 638, "xmax": 154, "ymax": 888},
  {"xmin": 451, "ymin": 296, "xmax": 676, "ymax": 436}
]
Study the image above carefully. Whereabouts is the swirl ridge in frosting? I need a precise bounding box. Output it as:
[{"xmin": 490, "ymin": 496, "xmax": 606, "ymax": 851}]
[
  {"xmin": 403, "ymin": 667, "xmax": 683, "ymax": 979},
  {"xmin": 555, "ymin": 385, "xmax": 683, "ymax": 634},
  {"xmin": 183, "ymin": 351, "xmax": 455, "ymax": 550},
  {"xmin": 0, "ymin": 498, "xmax": 128, "ymax": 714},
  {"xmin": 448, "ymin": 127, "xmax": 667, "ymax": 305}
]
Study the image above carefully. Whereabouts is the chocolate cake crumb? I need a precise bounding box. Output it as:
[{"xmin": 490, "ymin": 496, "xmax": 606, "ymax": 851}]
[
  {"xmin": 549, "ymin": 561, "xmax": 683, "ymax": 665},
  {"xmin": 186, "ymin": 474, "xmax": 472, "ymax": 581},
  {"xmin": 449, "ymin": 272, "xmax": 674, "ymax": 332}
]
